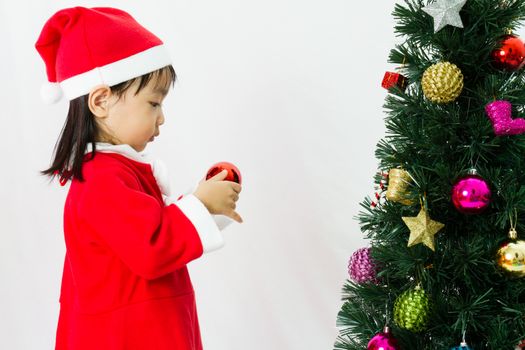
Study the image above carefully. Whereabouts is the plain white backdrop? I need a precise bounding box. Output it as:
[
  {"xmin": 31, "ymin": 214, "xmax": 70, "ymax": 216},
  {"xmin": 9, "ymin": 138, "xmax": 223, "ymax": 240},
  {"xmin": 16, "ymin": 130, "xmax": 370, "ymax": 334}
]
[{"xmin": 5, "ymin": 1, "xmax": 522, "ymax": 349}]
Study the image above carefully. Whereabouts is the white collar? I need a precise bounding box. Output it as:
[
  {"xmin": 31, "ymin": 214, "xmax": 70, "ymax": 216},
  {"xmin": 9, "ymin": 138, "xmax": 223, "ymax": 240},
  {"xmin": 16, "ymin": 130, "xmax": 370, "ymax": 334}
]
[
  {"xmin": 84, "ymin": 142, "xmax": 172, "ymax": 197},
  {"xmin": 84, "ymin": 142, "xmax": 153, "ymax": 164}
]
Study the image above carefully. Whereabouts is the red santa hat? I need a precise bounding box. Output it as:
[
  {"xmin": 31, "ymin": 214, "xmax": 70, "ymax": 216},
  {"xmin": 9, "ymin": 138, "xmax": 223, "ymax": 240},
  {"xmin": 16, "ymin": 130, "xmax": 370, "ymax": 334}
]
[{"xmin": 35, "ymin": 7, "xmax": 171, "ymax": 104}]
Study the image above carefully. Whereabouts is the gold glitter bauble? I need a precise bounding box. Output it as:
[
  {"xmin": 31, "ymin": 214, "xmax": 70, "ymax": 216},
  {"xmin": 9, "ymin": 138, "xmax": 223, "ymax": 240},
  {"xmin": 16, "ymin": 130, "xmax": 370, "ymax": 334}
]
[
  {"xmin": 421, "ymin": 61, "xmax": 464, "ymax": 103},
  {"xmin": 497, "ymin": 238, "xmax": 525, "ymax": 277},
  {"xmin": 386, "ymin": 169, "xmax": 414, "ymax": 205}
]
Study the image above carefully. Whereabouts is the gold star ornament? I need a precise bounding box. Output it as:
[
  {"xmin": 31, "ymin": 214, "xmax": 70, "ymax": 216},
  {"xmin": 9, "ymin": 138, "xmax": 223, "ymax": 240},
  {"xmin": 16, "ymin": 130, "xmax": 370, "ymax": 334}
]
[{"xmin": 402, "ymin": 207, "xmax": 444, "ymax": 251}]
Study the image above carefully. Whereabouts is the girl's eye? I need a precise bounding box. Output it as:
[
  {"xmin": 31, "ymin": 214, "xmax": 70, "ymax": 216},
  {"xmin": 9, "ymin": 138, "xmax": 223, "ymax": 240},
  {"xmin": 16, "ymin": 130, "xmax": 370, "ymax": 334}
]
[{"xmin": 149, "ymin": 102, "xmax": 161, "ymax": 108}]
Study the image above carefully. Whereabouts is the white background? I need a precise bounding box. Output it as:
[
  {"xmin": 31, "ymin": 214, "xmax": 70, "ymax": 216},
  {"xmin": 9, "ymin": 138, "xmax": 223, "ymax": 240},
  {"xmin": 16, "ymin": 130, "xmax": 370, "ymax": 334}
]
[{"xmin": 3, "ymin": 1, "xmax": 521, "ymax": 349}]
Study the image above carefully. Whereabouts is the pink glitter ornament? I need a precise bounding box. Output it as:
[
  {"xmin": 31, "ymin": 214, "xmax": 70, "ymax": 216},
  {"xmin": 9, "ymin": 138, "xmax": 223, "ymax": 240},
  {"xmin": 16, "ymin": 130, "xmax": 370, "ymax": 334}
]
[
  {"xmin": 451, "ymin": 171, "xmax": 491, "ymax": 214},
  {"xmin": 348, "ymin": 247, "xmax": 378, "ymax": 283},
  {"xmin": 485, "ymin": 100, "xmax": 525, "ymax": 136},
  {"xmin": 367, "ymin": 327, "xmax": 399, "ymax": 350}
]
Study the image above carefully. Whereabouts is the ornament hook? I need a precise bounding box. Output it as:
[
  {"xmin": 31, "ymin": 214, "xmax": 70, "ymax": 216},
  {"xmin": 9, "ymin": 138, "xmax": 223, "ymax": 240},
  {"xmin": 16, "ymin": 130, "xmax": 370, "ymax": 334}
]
[
  {"xmin": 509, "ymin": 208, "xmax": 518, "ymax": 239},
  {"xmin": 384, "ymin": 299, "xmax": 389, "ymax": 329}
]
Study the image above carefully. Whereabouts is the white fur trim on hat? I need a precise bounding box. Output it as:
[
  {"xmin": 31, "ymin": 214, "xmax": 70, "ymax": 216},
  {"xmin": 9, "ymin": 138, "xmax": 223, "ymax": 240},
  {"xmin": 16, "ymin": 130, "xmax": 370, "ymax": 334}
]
[
  {"xmin": 60, "ymin": 44, "xmax": 171, "ymax": 100},
  {"xmin": 40, "ymin": 82, "xmax": 63, "ymax": 104}
]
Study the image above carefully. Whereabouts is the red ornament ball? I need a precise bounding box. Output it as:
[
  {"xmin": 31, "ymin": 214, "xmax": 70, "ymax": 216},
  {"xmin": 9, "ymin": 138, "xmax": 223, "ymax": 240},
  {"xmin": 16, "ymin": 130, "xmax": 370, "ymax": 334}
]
[
  {"xmin": 451, "ymin": 173, "xmax": 491, "ymax": 214},
  {"xmin": 491, "ymin": 34, "xmax": 525, "ymax": 71},
  {"xmin": 206, "ymin": 161, "xmax": 242, "ymax": 184},
  {"xmin": 367, "ymin": 328, "xmax": 399, "ymax": 350}
]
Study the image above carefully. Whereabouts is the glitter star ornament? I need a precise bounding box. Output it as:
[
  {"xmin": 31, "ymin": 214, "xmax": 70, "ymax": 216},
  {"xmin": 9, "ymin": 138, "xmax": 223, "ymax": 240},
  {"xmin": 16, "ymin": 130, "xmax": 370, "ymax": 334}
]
[
  {"xmin": 422, "ymin": 0, "xmax": 467, "ymax": 32},
  {"xmin": 402, "ymin": 207, "xmax": 445, "ymax": 251}
]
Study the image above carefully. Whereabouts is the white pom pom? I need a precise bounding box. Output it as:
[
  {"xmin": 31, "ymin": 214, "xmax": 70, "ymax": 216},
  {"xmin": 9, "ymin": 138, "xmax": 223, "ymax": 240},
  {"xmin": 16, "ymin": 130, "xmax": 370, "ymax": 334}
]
[{"xmin": 40, "ymin": 82, "xmax": 63, "ymax": 104}]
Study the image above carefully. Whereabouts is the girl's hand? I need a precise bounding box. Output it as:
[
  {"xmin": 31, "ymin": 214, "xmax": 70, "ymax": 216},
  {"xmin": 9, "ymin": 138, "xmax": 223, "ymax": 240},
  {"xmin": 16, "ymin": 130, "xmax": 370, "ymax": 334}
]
[{"xmin": 193, "ymin": 170, "xmax": 243, "ymax": 223}]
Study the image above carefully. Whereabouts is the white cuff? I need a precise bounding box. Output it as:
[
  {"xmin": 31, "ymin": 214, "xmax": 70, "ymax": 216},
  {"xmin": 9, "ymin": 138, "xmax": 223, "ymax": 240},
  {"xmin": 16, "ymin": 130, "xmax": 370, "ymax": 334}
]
[
  {"xmin": 169, "ymin": 194, "xmax": 225, "ymax": 253},
  {"xmin": 181, "ymin": 183, "xmax": 233, "ymax": 230}
]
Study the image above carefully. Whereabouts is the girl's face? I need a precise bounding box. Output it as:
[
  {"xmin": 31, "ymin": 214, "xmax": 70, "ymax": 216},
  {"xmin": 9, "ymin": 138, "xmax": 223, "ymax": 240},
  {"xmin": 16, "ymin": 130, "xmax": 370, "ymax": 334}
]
[{"xmin": 100, "ymin": 75, "xmax": 169, "ymax": 152}]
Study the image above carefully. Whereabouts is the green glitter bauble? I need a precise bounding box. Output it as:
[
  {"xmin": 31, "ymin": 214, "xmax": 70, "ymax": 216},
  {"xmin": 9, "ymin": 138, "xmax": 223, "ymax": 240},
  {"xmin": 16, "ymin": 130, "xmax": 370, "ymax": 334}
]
[{"xmin": 393, "ymin": 286, "xmax": 431, "ymax": 332}]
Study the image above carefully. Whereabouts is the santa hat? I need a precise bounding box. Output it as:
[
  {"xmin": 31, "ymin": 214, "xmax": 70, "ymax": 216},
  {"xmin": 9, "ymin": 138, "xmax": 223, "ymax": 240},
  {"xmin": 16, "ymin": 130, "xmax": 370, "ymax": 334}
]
[{"xmin": 35, "ymin": 7, "xmax": 171, "ymax": 104}]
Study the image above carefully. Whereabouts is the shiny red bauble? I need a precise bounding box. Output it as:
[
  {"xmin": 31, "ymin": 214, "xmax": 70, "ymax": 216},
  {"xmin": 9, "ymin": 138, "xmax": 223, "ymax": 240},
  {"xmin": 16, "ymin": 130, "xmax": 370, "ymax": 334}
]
[
  {"xmin": 451, "ymin": 174, "xmax": 491, "ymax": 214},
  {"xmin": 206, "ymin": 161, "xmax": 242, "ymax": 184},
  {"xmin": 491, "ymin": 34, "xmax": 525, "ymax": 71}
]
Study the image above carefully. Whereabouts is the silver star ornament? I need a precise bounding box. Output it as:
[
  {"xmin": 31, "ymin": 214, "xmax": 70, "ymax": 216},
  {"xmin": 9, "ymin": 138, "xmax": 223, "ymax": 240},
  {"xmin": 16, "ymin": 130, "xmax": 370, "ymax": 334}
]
[{"xmin": 422, "ymin": 0, "xmax": 467, "ymax": 33}]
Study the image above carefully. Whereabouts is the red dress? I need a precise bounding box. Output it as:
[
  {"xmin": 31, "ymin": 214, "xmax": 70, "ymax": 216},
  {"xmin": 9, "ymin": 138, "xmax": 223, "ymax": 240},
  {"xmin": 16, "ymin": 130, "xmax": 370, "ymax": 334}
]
[{"xmin": 55, "ymin": 148, "xmax": 223, "ymax": 350}]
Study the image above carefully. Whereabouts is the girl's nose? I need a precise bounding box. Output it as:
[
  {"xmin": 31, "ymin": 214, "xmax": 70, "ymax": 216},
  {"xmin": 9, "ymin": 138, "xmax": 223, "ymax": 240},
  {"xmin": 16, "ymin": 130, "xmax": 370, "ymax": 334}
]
[{"xmin": 157, "ymin": 111, "xmax": 165, "ymax": 126}]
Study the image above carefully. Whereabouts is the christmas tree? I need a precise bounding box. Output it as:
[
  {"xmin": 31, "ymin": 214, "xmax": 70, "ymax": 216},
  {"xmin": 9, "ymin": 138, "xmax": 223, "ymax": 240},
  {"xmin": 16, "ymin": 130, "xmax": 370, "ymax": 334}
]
[{"xmin": 334, "ymin": 0, "xmax": 525, "ymax": 349}]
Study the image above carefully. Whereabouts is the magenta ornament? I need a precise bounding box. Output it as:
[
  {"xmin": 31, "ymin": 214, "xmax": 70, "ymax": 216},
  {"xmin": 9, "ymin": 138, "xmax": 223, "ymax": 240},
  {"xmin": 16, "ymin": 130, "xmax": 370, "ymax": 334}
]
[
  {"xmin": 367, "ymin": 327, "xmax": 399, "ymax": 350},
  {"xmin": 451, "ymin": 171, "xmax": 491, "ymax": 214},
  {"xmin": 485, "ymin": 100, "xmax": 525, "ymax": 136},
  {"xmin": 348, "ymin": 247, "xmax": 378, "ymax": 283}
]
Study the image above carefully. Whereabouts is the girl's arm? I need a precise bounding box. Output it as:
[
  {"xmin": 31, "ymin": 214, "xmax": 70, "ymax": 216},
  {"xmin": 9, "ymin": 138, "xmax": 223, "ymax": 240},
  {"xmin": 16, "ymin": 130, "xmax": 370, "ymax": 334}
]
[
  {"xmin": 168, "ymin": 187, "xmax": 234, "ymax": 230},
  {"xmin": 76, "ymin": 168, "xmax": 223, "ymax": 280}
]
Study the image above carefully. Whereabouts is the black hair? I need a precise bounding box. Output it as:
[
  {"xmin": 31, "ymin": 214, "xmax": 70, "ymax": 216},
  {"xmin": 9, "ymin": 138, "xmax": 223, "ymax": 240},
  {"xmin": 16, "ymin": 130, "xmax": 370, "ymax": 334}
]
[{"xmin": 41, "ymin": 65, "xmax": 176, "ymax": 184}]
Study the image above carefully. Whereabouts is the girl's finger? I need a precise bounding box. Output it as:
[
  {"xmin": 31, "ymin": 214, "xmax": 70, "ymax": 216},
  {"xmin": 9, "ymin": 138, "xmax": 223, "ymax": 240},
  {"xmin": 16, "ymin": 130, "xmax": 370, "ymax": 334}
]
[
  {"xmin": 228, "ymin": 210, "xmax": 243, "ymax": 223},
  {"xmin": 230, "ymin": 183, "xmax": 242, "ymax": 193},
  {"xmin": 207, "ymin": 170, "xmax": 228, "ymax": 182}
]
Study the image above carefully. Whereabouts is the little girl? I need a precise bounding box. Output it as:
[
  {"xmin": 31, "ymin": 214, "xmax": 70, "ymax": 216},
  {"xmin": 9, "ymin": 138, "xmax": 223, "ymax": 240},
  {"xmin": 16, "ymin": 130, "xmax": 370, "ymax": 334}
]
[{"xmin": 35, "ymin": 7, "xmax": 242, "ymax": 350}]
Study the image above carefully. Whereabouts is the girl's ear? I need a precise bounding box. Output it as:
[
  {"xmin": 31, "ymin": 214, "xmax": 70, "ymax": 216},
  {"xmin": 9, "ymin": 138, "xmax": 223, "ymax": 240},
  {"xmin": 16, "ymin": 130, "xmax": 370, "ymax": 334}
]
[{"xmin": 88, "ymin": 85, "xmax": 112, "ymax": 118}]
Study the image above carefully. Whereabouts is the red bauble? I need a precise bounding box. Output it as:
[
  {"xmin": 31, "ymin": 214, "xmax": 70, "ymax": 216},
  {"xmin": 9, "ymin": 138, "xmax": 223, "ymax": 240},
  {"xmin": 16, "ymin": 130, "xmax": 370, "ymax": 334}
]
[
  {"xmin": 382, "ymin": 71, "xmax": 408, "ymax": 91},
  {"xmin": 206, "ymin": 161, "xmax": 242, "ymax": 184},
  {"xmin": 451, "ymin": 173, "xmax": 491, "ymax": 214},
  {"xmin": 491, "ymin": 34, "xmax": 525, "ymax": 71}
]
